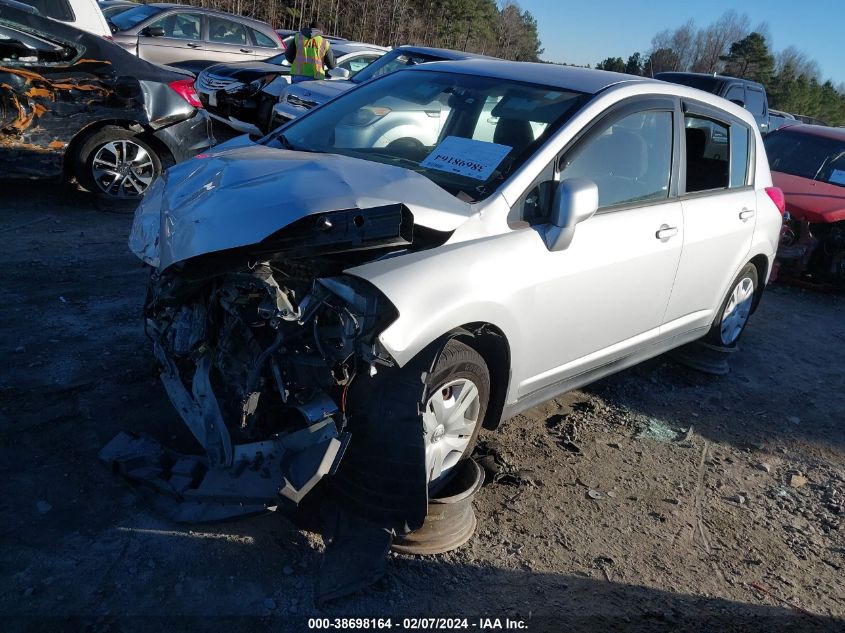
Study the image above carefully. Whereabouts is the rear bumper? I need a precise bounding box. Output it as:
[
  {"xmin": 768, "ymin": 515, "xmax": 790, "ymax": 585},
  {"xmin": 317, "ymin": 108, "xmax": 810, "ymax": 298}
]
[{"xmin": 152, "ymin": 110, "xmax": 215, "ymax": 164}]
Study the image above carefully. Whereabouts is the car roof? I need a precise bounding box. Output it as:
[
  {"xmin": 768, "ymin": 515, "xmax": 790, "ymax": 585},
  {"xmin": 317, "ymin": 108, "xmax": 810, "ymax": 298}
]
[
  {"xmin": 392, "ymin": 45, "xmax": 489, "ymax": 60},
  {"xmin": 772, "ymin": 123, "xmax": 845, "ymax": 142},
  {"xmin": 147, "ymin": 3, "xmax": 271, "ymax": 27},
  {"xmin": 332, "ymin": 42, "xmax": 389, "ymax": 56},
  {"xmin": 409, "ymin": 58, "xmax": 650, "ymax": 94},
  {"xmin": 655, "ymin": 71, "xmax": 765, "ymax": 90}
]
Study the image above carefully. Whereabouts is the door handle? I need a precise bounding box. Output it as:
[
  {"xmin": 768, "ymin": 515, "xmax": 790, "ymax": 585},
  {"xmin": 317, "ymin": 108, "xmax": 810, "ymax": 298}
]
[
  {"xmin": 186, "ymin": 42, "xmax": 202, "ymax": 48},
  {"xmin": 739, "ymin": 208, "xmax": 756, "ymax": 221},
  {"xmin": 240, "ymin": 48, "xmax": 253, "ymax": 53},
  {"xmin": 655, "ymin": 225, "xmax": 679, "ymax": 240}
]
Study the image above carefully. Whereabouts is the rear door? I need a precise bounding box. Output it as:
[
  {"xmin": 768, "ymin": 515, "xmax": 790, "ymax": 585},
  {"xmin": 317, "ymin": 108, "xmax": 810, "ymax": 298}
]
[
  {"xmin": 662, "ymin": 102, "xmax": 756, "ymax": 332},
  {"xmin": 246, "ymin": 26, "xmax": 282, "ymax": 60},
  {"xmin": 137, "ymin": 11, "xmax": 205, "ymax": 65},
  {"xmin": 204, "ymin": 15, "xmax": 256, "ymax": 63}
]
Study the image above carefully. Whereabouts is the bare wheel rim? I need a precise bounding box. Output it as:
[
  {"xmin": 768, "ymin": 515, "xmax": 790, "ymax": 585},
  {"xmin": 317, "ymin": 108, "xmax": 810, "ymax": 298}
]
[
  {"xmin": 423, "ymin": 378, "xmax": 481, "ymax": 488},
  {"xmin": 720, "ymin": 276, "xmax": 755, "ymax": 345},
  {"xmin": 91, "ymin": 140, "xmax": 154, "ymax": 197}
]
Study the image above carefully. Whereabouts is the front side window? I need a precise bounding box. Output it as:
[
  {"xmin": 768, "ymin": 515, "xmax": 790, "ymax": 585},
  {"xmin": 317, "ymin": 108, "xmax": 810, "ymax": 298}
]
[
  {"xmin": 150, "ymin": 13, "xmax": 201, "ymax": 40},
  {"xmin": 208, "ymin": 17, "xmax": 247, "ymax": 45},
  {"xmin": 684, "ymin": 115, "xmax": 729, "ymax": 192},
  {"xmin": 560, "ymin": 110, "xmax": 673, "ymax": 209},
  {"xmin": 724, "ymin": 85, "xmax": 744, "ymax": 104},
  {"xmin": 269, "ymin": 70, "xmax": 586, "ymax": 201},
  {"xmin": 110, "ymin": 5, "xmax": 163, "ymax": 31}
]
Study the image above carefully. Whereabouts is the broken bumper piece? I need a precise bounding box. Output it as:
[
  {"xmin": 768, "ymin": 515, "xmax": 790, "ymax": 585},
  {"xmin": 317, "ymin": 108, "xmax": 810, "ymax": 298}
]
[{"xmin": 99, "ymin": 420, "xmax": 349, "ymax": 523}]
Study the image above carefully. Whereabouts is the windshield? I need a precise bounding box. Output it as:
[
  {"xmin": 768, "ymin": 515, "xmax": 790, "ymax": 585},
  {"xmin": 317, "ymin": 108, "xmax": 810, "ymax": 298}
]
[
  {"xmin": 765, "ymin": 130, "xmax": 845, "ymax": 188},
  {"xmin": 350, "ymin": 49, "xmax": 445, "ymax": 85},
  {"xmin": 110, "ymin": 5, "xmax": 162, "ymax": 31},
  {"xmin": 267, "ymin": 69, "xmax": 587, "ymax": 201}
]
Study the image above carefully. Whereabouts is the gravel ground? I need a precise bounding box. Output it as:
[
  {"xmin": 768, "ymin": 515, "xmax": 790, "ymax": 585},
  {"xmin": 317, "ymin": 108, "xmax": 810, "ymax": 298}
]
[{"xmin": 1, "ymin": 177, "xmax": 843, "ymax": 633}]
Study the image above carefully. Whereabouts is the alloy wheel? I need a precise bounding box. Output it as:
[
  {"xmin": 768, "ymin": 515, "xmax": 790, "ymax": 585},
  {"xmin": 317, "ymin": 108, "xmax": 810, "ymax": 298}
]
[{"xmin": 91, "ymin": 140, "xmax": 155, "ymax": 197}]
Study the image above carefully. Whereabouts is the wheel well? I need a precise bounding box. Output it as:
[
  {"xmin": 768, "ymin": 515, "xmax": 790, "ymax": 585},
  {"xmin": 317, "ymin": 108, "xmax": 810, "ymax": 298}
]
[
  {"xmin": 749, "ymin": 254, "xmax": 769, "ymax": 313},
  {"xmin": 451, "ymin": 323, "xmax": 511, "ymax": 431},
  {"xmin": 62, "ymin": 119, "xmax": 175, "ymax": 179}
]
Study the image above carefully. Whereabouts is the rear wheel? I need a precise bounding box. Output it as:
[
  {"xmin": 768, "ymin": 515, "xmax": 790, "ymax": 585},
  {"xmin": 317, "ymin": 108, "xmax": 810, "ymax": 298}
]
[
  {"xmin": 706, "ymin": 263, "xmax": 758, "ymax": 347},
  {"xmin": 423, "ymin": 340, "xmax": 490, "ymax": 493},
  {"xmin": 73, "ymin": 126, "xmax": 162, "ymax": 198}
]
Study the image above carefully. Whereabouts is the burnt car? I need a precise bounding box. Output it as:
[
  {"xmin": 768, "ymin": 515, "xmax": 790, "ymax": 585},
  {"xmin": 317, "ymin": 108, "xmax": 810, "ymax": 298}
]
[
  {"xmin": 765, "ymin": 124, "xmax": 845, "ymax": 285},
  {"xmin": 0, "ymin": 0, "xmax": 213, "ymax": 197}
]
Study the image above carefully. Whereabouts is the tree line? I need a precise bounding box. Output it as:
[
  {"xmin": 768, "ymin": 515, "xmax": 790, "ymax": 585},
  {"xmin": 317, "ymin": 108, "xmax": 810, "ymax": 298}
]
[
  {"xmin": 182, "ymin": 0, "xmax": 543, "ymax": 61},
  {"xmin": 593, "ymin": 11, "xmax": 845, "ymax": 126}
]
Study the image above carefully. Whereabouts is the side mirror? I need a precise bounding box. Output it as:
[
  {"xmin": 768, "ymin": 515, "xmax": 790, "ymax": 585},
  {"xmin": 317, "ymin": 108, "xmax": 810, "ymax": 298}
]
[
  {"xmin": 543, "ymin": 178, "xmax": 598, "ymax": 252},
  {"xmin": 142, "ymin": 26, "xmax": 166, "ymax": 37},
  {"xmin": 328, "ymin": 67, "xmax": 350, "ymax": 80}
]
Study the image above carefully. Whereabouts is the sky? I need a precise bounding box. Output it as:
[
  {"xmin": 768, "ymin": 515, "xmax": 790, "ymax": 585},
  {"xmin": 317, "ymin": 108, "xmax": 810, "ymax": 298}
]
[{"xmin": 525, "ymin": 0, "xmax": 844, "ymax": 84}]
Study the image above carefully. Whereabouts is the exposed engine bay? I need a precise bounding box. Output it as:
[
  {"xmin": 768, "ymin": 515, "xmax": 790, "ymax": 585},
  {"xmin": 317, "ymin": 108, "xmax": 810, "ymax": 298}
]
[{"xmin": 777, "ymin": 215, "xmax": 845, "ymax": 285}]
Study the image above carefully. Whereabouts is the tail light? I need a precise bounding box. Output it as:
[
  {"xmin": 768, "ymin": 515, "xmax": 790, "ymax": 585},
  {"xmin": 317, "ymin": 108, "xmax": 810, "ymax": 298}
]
[
  {"xmin": 169, "ymin": 78, "xmax": 203, "ymax": 109},
  {"xmin": 765, "ymin": 186, "xmax": 786, "ymax": 215}
]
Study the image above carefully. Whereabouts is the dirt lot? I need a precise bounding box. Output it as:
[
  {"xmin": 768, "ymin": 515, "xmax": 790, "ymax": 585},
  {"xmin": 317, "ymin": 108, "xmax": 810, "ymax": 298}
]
[{"xmin": 1, "ymin": 177, "xmax": 844, "ymax": 632}]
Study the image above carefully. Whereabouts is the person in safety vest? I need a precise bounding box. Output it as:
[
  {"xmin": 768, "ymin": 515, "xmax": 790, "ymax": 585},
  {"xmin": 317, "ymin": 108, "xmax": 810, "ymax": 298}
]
[{"xmin": 284, "ymin": 20, "xmax": 336, "ymax": 84}]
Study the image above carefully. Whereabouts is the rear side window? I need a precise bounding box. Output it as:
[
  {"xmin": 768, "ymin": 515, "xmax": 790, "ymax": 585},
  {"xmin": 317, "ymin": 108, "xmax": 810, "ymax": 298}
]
[
  {"xmin": 730, "ymin": 125, "xmax": 750, "ymax": 188},
  {"xmin": 250, "ymin": 28, "xmax": 276, "ymax": 48},
  {"xmin": 745, "ymin": 88, "xmax": 766, "ymax": 117},
  {"xmin": 724, "ymin": 85, "xmax": 744, "ymax": 103},
  {"xmin": 684, "ymin": 116, "xmax": 729, "ymax": 192},
  {"xmin": 17, "ymin": 0, "xmax": 74, "ymax": 21},
  {"xmin": 0, "ymin": 24, "xmax": 78, "ymax": 64},
  {"xmin": 208, "ymin": 17, "xmax": 248, "ymax": 45},
  {"xmin": 560, "ymin": 110, "xmax": 673, "ymax": 209}
]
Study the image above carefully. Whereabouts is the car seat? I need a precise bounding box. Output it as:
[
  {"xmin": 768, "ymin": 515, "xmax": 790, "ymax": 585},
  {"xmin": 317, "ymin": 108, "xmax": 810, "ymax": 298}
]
[
  {"xmin": 493, "ymin": 118, "xmax": 534, "ymax": 158},
  {"xmin": 181, "ymin": 20, "xmax": 198, "ymax": 39}
]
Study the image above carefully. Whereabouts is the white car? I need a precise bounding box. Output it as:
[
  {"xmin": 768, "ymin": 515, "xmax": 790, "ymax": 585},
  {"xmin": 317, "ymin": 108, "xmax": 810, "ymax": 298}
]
[
  {"xmin": 127, "ymin": 59, "xmax": 783, "ymax": 528},
  {"xmin": 17, "ymin": 0, "xmax": 111, "ymax": 37}
]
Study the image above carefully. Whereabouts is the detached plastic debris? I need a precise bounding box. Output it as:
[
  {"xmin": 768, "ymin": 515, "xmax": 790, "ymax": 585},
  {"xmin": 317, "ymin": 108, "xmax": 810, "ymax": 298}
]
[{"xmin": 669, "ymin": 340, "xmax": 736, "ymax": 375}]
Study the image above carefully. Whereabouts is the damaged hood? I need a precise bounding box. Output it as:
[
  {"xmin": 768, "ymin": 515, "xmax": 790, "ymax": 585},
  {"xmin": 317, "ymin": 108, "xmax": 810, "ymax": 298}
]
[{"xmin": 129, "ymin": 139, "xmax": 473, "ymax": 269}]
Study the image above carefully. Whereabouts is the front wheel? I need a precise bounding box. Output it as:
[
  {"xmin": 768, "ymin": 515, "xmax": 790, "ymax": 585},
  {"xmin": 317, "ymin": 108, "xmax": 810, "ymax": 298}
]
[
  {"xmin": 706, "ymin": 263, "xmax": 758, "ymax": 347},
  {"xmin": 423, "ymin": 340, "xmax": 490, "ymax": 493}
]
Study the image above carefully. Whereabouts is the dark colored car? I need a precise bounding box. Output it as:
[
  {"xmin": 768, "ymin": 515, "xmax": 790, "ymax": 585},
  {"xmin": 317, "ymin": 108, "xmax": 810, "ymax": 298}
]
[
  {"xmin": 765, "ymin": 124, "xmax": 845, "ymax": 284},
  {"xmin": 656, "ymin": 72, "xmax": 770, "ymax": 134},
  {"xmin": 98, "ymin": 0, "xmax": 139, "ymax": 19},
  {"xmin": 0, "ymin": 2, "xmax": 214, "ymax": 197}
]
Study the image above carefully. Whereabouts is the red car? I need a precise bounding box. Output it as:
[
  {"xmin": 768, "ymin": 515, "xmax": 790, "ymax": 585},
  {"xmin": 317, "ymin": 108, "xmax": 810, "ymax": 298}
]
[{"xmin": 764, "ymin": 124, "xmax": 845, "ymax": 285}]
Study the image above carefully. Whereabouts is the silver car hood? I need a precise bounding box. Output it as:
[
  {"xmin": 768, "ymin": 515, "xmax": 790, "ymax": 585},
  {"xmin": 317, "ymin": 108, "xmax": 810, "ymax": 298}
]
[
  {"xmin": 129, "ymin": 138, "xmax": 473, "ymax": 270},
  {"xmin": 287, "ymin": 78, "xmax": 353, "ymax": 104}
]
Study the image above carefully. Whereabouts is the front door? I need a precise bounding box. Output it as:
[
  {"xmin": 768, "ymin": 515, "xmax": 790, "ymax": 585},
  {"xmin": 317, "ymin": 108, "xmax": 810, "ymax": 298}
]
[
  {"xmin": 516, "ymin": 102, "xmax": 684, "ymax": 396},
  {"xmin": 204, "ymin": 15, "xmax": 256, "ymax": 63},
  {"xmin": 137, "ymin": 11, "xmax": 205, "ymax": 65}
]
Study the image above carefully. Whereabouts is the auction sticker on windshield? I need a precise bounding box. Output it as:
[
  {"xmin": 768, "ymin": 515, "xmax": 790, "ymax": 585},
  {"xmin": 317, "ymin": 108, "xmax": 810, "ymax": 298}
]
[{"xmin": 421, "ymin": 136, "xmax": 512, "ymax": 180}]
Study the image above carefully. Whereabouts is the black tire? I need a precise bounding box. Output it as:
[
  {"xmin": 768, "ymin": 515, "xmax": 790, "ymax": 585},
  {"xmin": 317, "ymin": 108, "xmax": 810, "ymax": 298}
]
[
  {"xmin": 424, "ymin": 339, "xmax": 490, "ymax": 494},
  {"xmin": 705, "ymin": 263, "xmax": 759, "ymax": 348},
  {"xmin": 73, "ymin": 125, "xmax": 162, "ymax": 198}
]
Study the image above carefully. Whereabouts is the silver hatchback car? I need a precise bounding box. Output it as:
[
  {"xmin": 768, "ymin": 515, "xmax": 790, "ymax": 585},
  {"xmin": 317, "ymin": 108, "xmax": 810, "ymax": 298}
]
[
  {"xmin": 128, "ymin": 60, "xmax": 783, "ymax": 531},
  {"xmin": 110, "ymin": 3, "xmax": 283, "ymax": 66}
]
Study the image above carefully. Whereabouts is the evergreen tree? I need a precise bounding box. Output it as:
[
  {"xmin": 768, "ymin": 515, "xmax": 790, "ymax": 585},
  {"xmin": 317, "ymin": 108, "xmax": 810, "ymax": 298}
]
[{"xmin": 719, "ymin": 32, "xmax": 775, "ymax": 83}]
